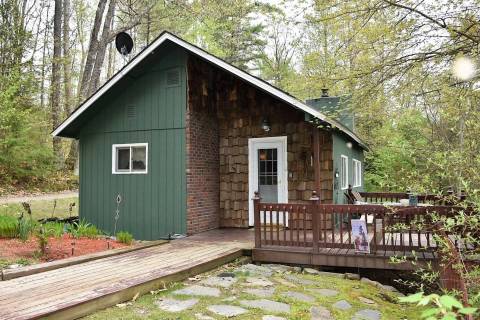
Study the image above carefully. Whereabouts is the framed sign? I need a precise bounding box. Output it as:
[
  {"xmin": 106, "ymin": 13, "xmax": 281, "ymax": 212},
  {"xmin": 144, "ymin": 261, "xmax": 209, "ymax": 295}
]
[{"xmin": 351, "ymin": 219, "xmax": 370, "ymax": 254}]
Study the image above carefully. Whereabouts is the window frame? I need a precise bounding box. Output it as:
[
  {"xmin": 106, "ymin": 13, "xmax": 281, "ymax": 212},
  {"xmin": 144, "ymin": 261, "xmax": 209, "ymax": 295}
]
[
  {"xmin": 353, "ymin": 159, "xmax": 362, "ymax": 188},
  {"xmin": 340, "ymin": 155, "xmax": 349, "ymax": 190},
  {"xmin": 112, "ymin": 143, "xmax": 148, "ymax": 174}
]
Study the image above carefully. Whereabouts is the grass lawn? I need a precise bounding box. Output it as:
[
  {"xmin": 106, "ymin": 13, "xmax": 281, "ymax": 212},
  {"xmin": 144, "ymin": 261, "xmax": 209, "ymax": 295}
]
[
  {"xmin": 0, "ymin": 197, "xmax": 78, "ymax": 221},
  {"xmin": 83, "ymin": 260, "xmax": 421, "ymax": 320}
]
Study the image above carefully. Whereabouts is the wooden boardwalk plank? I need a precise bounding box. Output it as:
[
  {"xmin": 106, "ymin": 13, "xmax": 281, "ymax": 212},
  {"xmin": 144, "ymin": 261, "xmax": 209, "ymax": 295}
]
[{"xmin": 0, "ymin": 229, "xmax": 254, "ymax": 320}]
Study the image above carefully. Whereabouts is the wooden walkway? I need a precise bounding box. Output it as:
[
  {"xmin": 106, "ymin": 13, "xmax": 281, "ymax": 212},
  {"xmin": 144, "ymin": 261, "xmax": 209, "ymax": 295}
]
[{"xmin": 0, "ymin": 228, "xmax": 254, "ymax": 320}]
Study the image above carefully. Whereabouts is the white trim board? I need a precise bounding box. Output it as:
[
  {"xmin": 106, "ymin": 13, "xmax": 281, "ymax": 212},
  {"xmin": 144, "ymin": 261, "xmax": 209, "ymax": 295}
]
[{"xmin": 52, "ymin": 32, "xmax": 366, "ymax": 149}]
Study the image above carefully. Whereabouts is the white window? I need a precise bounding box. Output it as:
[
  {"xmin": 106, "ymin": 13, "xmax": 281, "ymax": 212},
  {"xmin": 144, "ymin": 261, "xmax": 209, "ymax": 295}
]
[
  {"xmin": 340, "ymin": 155, "xmax": 348, "ymax": 190},
  {"xmin": 112, "ymin": 143, "xmax": 148, "ymax": 174},
  {"xmin": 353, "ymin": 159, "xmax": 362, "ymax": 187}
]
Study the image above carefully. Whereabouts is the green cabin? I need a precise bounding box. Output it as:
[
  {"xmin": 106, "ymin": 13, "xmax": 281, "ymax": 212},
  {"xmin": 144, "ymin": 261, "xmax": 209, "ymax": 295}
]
[{"xmin": 54, "ymin": 32, "xmax": 367, "ymax": 240}]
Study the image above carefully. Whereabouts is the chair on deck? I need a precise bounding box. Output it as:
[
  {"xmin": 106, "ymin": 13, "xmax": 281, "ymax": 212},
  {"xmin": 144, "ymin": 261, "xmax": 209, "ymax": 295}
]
[{"xmin": 345, "ymin": 185, "xmax": 366, "ymax": 204}]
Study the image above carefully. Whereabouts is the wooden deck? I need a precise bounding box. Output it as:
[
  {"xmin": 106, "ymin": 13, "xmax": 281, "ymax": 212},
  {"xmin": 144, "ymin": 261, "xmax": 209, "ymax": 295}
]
[
  {"xmin": 0, "ymin": 228, "xmax": 254, "ymax": 320},
  {"xmin": 251, "ymin": 196, "xmax": 476, "ymax": 270}
]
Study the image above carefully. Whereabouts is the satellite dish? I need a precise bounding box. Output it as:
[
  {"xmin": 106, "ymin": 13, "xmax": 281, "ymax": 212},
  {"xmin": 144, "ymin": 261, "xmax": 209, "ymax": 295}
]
[{"xmin": 115, "ymin": 32, "xmax": 133, "ymax": 56}]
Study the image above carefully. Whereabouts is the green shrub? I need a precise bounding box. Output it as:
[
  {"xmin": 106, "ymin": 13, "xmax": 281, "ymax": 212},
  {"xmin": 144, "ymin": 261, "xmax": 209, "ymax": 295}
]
[
  {"xmin": 17, "ymin": 218, "xmax": 36, "ymax": 241},
  {"xmin": 68, "ymin": 219, "xmax": 100, "ymax": 239},
  {"xmin": 43, "ymin": 222, "xmax": 64, "ymax": 238},
  {"xmin": 0, "ymin": 215, "xmax": 18, "ymax": 238},
  {"xmin": 116, "ymin": 231, "xmax": 133, "ymax": 245}
]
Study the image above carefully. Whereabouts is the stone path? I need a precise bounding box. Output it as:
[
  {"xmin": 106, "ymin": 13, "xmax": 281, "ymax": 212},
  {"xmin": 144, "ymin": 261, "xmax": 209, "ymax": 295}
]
[{"xmin": 150, "ymin": 263, "xmax": 409, "ymax": 319}]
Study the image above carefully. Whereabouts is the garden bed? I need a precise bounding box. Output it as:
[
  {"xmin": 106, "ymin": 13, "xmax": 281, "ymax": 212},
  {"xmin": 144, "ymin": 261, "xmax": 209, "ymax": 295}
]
[
  {"xmin": 0, "ymin": 234, "xmax": 129, "ymax": 267},
  {"xmin": 1, "ymin": 234, "xmax": 128, "ymax": 261}
]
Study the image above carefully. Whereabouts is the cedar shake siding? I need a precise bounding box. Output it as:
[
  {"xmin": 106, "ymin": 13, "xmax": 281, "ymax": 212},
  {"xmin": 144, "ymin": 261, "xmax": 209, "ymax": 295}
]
[{"xmin": 187, "ymin": 54, "xmax": 333, "ymax": 229}]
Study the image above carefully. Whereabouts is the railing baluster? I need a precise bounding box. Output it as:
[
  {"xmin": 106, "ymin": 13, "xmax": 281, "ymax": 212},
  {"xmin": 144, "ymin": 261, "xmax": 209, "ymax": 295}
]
[
  {"xmin": 276, "ymin": 205, "xmax": 280, "ymax": 244},
  {"xmin": 269, "ymin": 206, "xmax": 273, "ymax": 246},
  {"xmin": 263, "ymin": 206, "xmax": 267, "ymax": 246}
]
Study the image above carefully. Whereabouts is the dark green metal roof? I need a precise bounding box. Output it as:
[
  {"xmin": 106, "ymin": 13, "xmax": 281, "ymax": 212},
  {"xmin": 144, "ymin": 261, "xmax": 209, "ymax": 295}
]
[{"xmin": 306, "ymin": 95, "xmax": 355, "ymax": 132}]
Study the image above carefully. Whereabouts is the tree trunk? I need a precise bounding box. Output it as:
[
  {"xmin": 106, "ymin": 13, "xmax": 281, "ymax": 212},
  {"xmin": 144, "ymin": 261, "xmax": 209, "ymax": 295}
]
[
  {"xmin": 51, "ymin": 0, "xmax": 64, "ymax": 169},
  {"xmin": 63, "ymin": 0, "xmax": 77, "ymax": 171},
  {"xmin": 40, "ymin": 1, "xmax": 51, "ymax": 110},
  {"xmin": 88, "ymin": 0, "xmax": 116, "ymax": 96},
  {"xmin": 78, "ymin": 0, "xmax": 108, "ymax": 102},
  {"xmin": 63, "ymin": 0, "xmax": 72, "ymax": 115}
]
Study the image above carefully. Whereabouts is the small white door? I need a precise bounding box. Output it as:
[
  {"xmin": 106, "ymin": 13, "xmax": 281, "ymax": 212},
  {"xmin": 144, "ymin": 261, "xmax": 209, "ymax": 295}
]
[{"xmin": 248, "ymin": 136, "xmax": 288, "ymax": 226}]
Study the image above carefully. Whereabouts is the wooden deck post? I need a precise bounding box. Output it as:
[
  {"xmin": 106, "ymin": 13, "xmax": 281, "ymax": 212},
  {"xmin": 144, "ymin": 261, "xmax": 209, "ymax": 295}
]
[
  {"xmin": 310, "ymin": 191, "xmax": 320, "ymax": 253},
  {"xmin": 253, "ymin": 191, "xmax": 261, "ymax": 248},
  {"xmin": 313, "ymin": 129, "xmax": 321, "ymax": 202}
]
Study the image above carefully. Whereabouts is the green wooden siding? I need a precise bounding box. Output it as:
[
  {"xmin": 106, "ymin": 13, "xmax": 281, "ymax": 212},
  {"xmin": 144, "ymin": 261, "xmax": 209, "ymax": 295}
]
[
  {"xmin": 78, "ymin": 46, "xmax": 187, "ymax": 240},
  {"xmin": 332, "ymin": 132, "xmax": 365, "ymax": 204}
]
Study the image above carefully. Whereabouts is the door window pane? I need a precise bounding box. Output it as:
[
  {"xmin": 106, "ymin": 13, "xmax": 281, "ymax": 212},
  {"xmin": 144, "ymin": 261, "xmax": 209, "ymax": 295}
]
[{"xmin": 258, "ymin": 148, "xmax": 279, "ymax": 203}]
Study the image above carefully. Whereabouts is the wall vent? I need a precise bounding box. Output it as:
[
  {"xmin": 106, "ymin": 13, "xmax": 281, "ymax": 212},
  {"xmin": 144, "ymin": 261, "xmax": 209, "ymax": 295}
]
[
  {"xmin": 126, "ymin": 105, "xmax": 136, "ymax": 118},
  {"xmin": 166, "ymin": 69, "xmax": 180, "ymax": 87}
]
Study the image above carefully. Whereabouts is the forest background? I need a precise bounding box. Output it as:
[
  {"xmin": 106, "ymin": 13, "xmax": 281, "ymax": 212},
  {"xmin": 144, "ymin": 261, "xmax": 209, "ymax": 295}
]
[{"xmin": 1, "ymin": 0, "xmax": 479, "ymax": 196}]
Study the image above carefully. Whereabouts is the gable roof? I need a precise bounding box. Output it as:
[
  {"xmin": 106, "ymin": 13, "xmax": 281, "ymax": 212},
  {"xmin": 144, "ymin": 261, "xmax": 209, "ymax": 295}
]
[{"xmin": 53, "ymin": 31, "xmax": 367, "ymax": 149}]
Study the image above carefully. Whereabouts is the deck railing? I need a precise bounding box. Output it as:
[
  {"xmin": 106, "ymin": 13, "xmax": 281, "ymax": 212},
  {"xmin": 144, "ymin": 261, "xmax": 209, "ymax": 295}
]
[
  {"xmin": 354, "ymin": 189, "xmax": 466, "ymax": 205},
  {"xmin": 253, "ymin": 192, "xmax": 467, "ymax": 255}
]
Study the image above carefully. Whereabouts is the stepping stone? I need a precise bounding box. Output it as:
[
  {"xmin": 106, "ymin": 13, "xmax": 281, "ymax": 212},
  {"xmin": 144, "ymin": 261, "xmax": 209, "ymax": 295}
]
[
  {"xmin": 308, "ymin": 288, "xmax": 339, "ymax": 297},
  {"xmin": 352, "ymin": 309, "xmax": 382, "ymax": 320},
  {"xmin": 304, "ymin": 268, "xmax": 321, "ymax": 275},
  {"xmin": 173, "ymin": 285, "xmax": 221, "ymax": 297},
  {"xmin": 381, "ymin": 284, "xmax": 399, "ymax": 292},
  {"xmin": 244, "ymin": 277, "xmax": 274, "ymax": 287},
  {"xmin": 195, "ymin": 313, "xmax": 215, "ymax": 320},
  {"xmin": 222, "ymin": 296, "xmax": 237, "ymax": 302},
  {"xmin": 263, "ymin": 316, "xmax": 287, "ymax": 320},
  {"xmin": 345, "ymin": 273, "xmax": 361, "ymax": 280},
  {"xmin": 240, "ymin": 299, "xmax": 291, "ymax": 314},
  {"xmin": 218, "ymin": 272, "xmax": 236, "ymax": 278},
  {"xmin": 262, "ymin": 264, "xmax": 293, "ymax": 274},
  {"xmin": 316, "ymin": 271, "xmax": 344, "ymax": 279},
  {"xmin": 235, "ymin": 263, "xmax": 273, "ymax": 276},
  {"xmin": 311, "ymin": 306, "xmax": 333, "ymax": 320},
  {"xmin": 333, "ymin": 300, "xmax": 352, "ymax": 310},
  {"xmin": 358, "ymin": 296, "xmax": 376, "ymax": 305},
  {"xmin": 281, "ymin": 291, "xmax": 316, "ymax": 303},
  {"xmin": 201, "ymin": 276, "xmax": 238, "ymax": 288},
  {"xmin": 360, "ymin": 278, "xmax": 382, "ymax": 288},
  {"xmin": 275, "ymin": 277, "xmax": 297, "ymax": 287},
  {"xmin": 207, "ymin": 305, "xmax": 248, "ymax": 317},
  {"xmin": 244, "ymin": 287, "xmax": 275, "ymax": 298},
  {"xmin": 155, "ymin": 298, "xmax": 199, "ymax": 312},
  {"xmin": 284, "ymin": 274, "xmax": 315, "ymax": 285}
]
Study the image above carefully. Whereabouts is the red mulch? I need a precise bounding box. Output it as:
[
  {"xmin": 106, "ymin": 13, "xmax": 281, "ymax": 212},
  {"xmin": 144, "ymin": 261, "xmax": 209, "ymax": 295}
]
[{"xmin": 0, "ymin": 234, "xmax": 129, "ymax": 262}]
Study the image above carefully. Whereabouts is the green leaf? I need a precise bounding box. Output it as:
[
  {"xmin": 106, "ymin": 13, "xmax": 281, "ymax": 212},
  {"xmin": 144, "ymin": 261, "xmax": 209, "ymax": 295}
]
[
  {"xmin": 439, "ymin": 295, "xmax": 463, "ymax": 309},
  {"xmin": 441, "ymin": 313, "xmax": 457, "ymax": 320},
  {"xmin": 421, "ymin": 308, "xmax": 440, "ymax": 318},
  {"xmin": 459, "ymin": 307, "xmax": 477, "ymax": 315},
  {"xmin": 399, "ymin": 292, "xmax": 424, "ymax": 303}
]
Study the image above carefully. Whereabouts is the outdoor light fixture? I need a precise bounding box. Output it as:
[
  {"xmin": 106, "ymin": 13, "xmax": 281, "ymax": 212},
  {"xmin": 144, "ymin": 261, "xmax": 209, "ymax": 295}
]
[
  {"xmin": 261, "ymin": 118, "xmax": 271, "ymax": 132},
  {"xmin": 346, "ymin": 142, "xmax": 353, "ymax": 149},
  {"xmin": 335, "ymin": 168, "xmax": 339, "ymax": 178}
]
